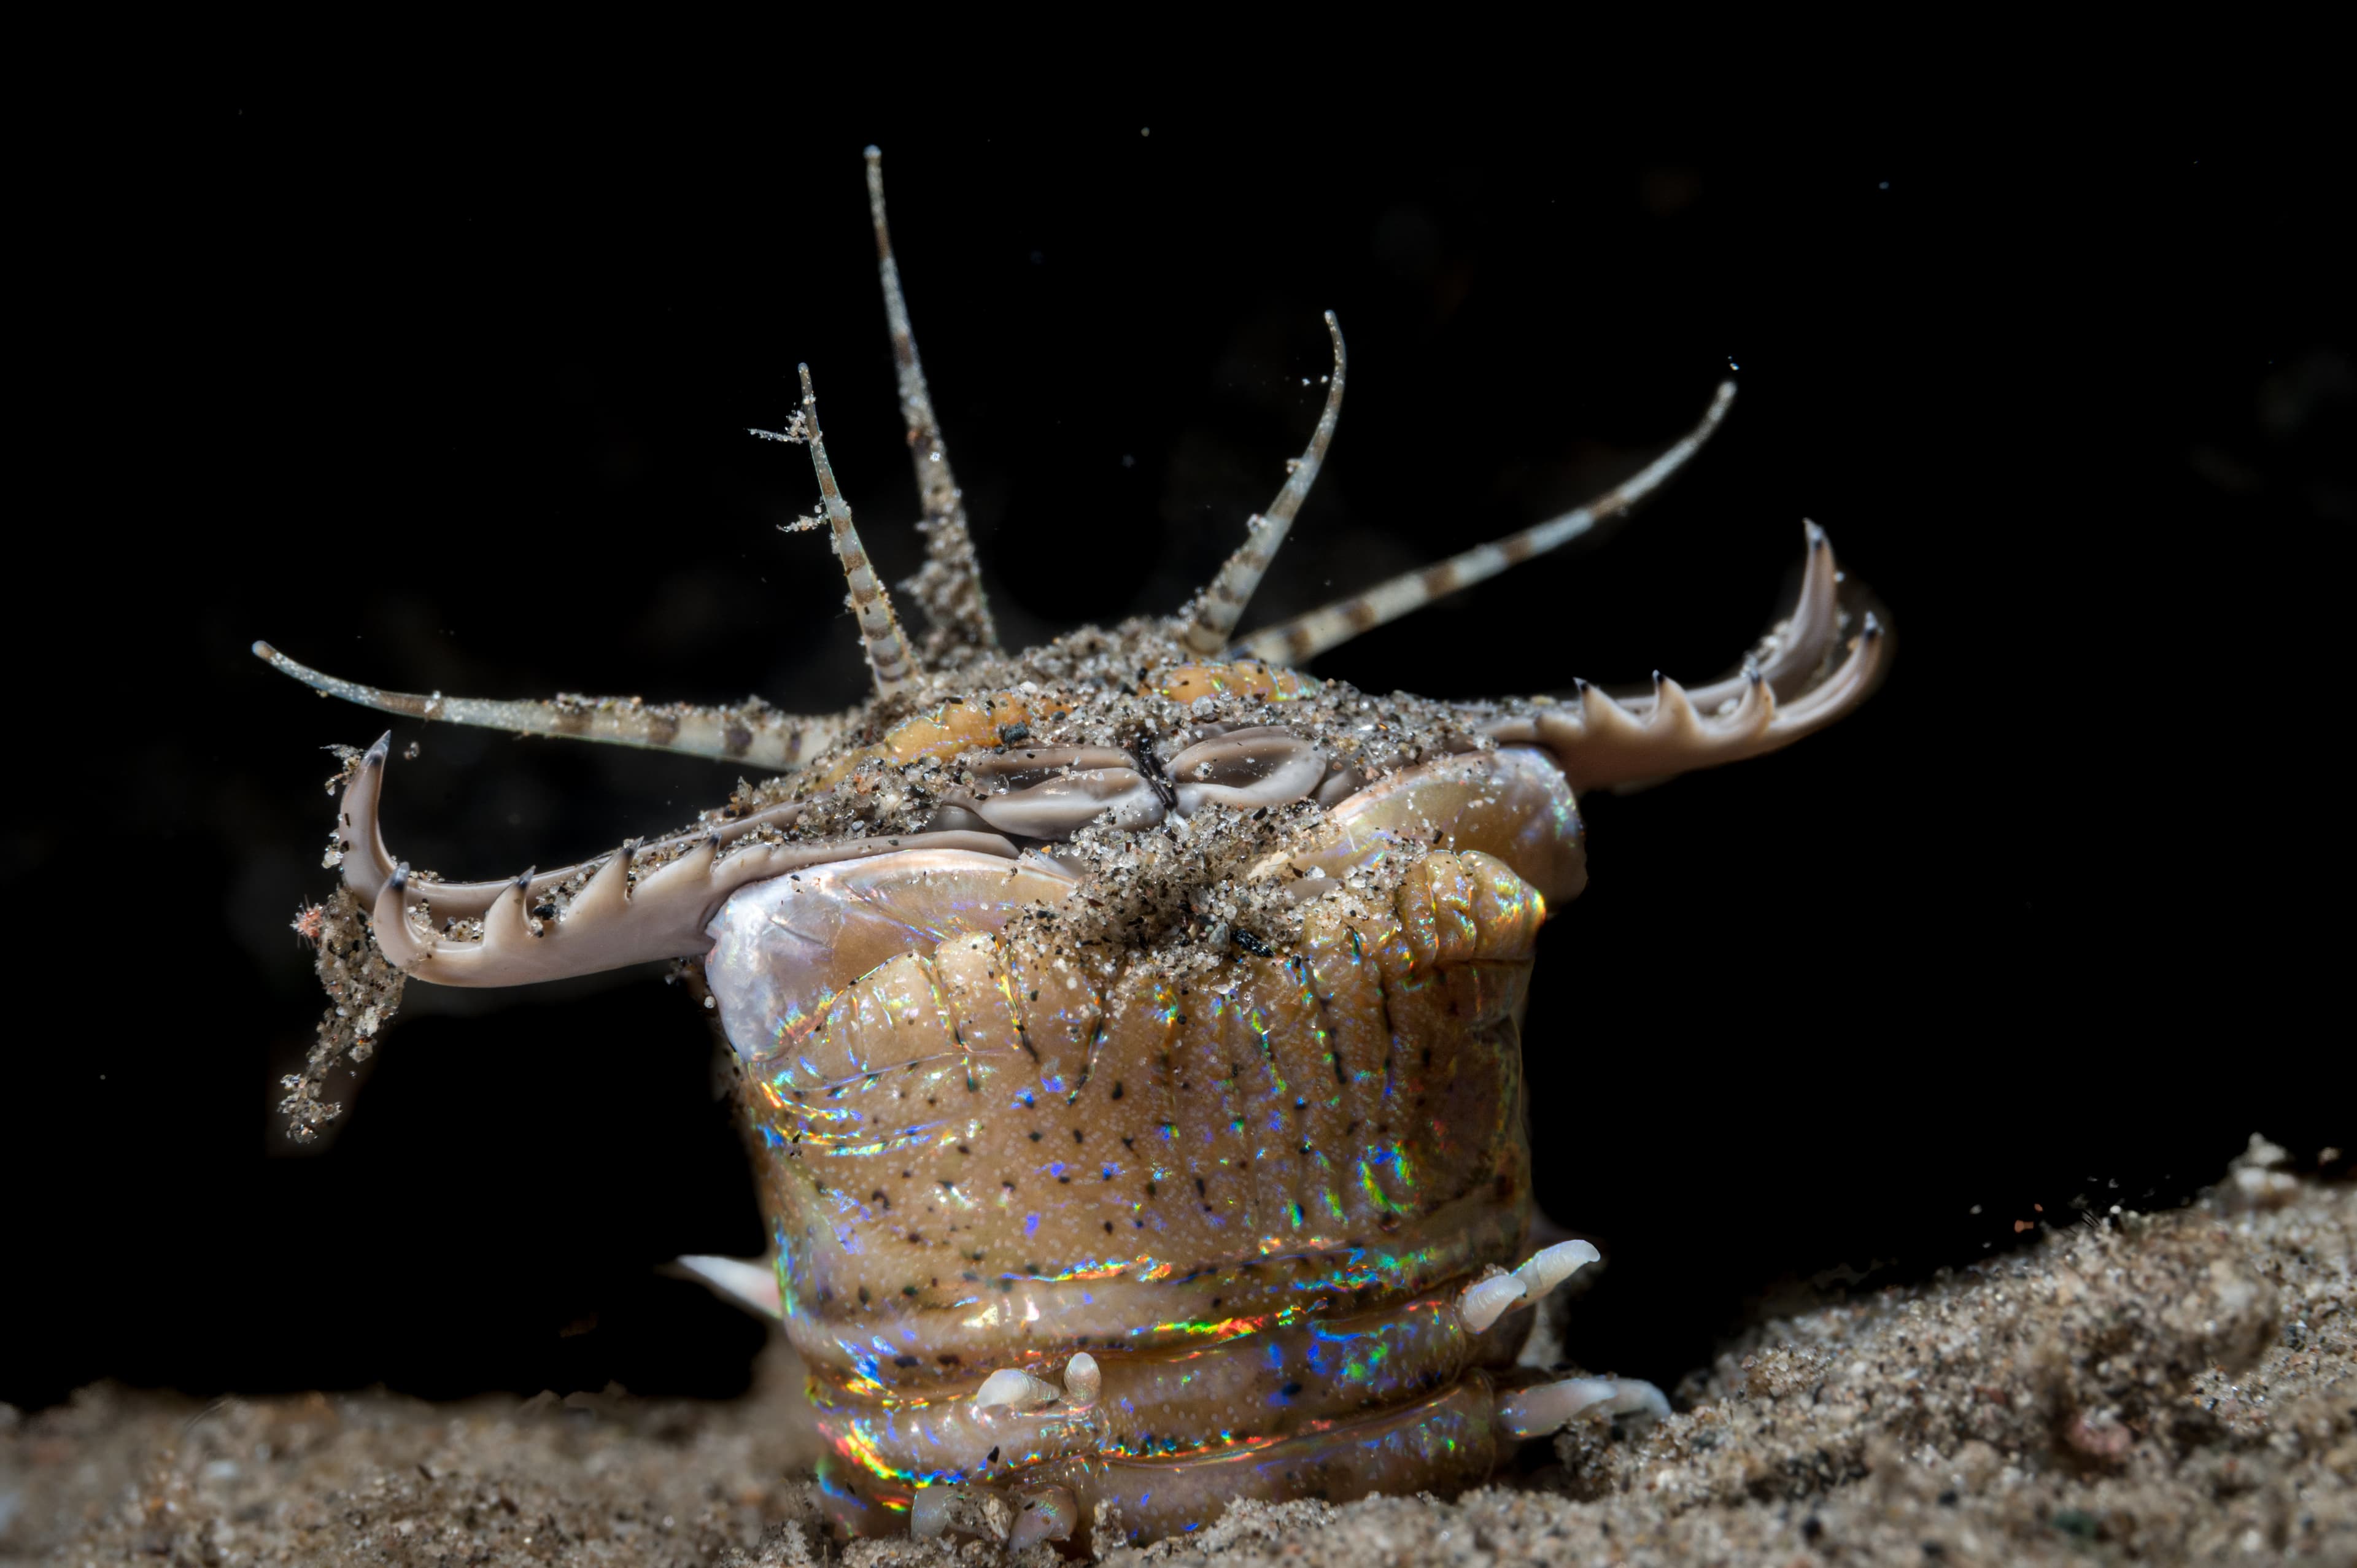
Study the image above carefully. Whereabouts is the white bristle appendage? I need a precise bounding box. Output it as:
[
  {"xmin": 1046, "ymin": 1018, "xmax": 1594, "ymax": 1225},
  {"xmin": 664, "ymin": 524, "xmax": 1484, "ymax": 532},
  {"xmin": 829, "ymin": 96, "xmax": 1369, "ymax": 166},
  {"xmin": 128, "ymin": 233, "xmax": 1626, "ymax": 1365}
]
[
  {"xmin": 1513, "ymin": 1238, "xmax": 1600, "ymax": 1302},
  {"xmin": 1495, "ymin": 1376, "xmax": 1671, "ymax": 1440},
  {"xmin": 670, "ymin": 1254, "xmax": 784, "ymax": 1320},
  {"xmin": 1459, "ymin": 1270, "xmax": 1531, "ymax": 1335}
]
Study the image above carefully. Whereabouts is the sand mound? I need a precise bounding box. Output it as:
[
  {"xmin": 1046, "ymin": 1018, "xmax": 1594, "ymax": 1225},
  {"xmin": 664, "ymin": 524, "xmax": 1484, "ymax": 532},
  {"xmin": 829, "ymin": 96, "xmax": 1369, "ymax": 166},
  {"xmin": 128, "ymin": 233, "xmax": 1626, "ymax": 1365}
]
[{"xmin": 10, "ymin": 1153, "xmax": 2350, "ymax": 1566}]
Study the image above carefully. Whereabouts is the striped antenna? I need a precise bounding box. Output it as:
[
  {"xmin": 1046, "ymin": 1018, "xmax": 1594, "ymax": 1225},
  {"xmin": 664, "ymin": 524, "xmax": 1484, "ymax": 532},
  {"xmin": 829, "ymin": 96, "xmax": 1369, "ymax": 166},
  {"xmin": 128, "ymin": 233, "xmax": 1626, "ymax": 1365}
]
[
  {"xmin": 866, "ymin": 147, "xmax": 998, "ymax": 663},
  {"xmin": 1229, "ymin": 380, "xmax": 1737, "ymax": 665},
  {"xmin": 1182, "ymin": 312, "xmax": 1347, "ymax": 655},
  {"xmin": 796, "ymin": 363, "xmax": 920, "ymax": 698},
  {"xmin": 250, "ymin": 642, "xmax": 848, "ymax": 771}
]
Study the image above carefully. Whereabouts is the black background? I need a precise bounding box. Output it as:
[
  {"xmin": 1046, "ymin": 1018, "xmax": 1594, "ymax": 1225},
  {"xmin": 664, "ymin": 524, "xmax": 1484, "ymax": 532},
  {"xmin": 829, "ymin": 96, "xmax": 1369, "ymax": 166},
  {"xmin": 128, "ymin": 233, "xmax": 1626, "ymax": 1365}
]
[{"xmin": 7, "ymin": 94, "xmax": 2346, "ymax": 1413}]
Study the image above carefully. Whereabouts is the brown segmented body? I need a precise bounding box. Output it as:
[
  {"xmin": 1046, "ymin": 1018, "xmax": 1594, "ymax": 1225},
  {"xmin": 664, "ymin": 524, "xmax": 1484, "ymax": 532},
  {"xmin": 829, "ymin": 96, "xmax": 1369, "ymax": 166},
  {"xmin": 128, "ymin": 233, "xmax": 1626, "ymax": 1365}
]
[{"xmin": 259, "ymin": 148, "xmax": 1887, "ymax": 1553}]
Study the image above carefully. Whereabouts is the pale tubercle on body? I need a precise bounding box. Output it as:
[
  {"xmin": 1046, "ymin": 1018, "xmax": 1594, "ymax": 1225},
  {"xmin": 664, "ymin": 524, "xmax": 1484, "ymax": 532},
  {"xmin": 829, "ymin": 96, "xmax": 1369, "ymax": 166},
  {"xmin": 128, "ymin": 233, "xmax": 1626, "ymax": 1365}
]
[
  {"xmin": 257, "ymin": 144, "xmax": 1895, "ymax": 1548},
  {"xmin": 1495, "ymin": 1375, "xmax": 1673, "ymax": 1440}
]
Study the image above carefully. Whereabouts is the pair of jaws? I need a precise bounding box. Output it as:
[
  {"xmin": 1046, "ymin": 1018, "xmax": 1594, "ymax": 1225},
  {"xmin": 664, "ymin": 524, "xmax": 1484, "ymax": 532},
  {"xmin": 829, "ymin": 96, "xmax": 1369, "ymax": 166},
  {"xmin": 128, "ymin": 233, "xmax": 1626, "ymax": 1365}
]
[
  {"xmin": 335, "ymin": 548, "xmax": 1873, "ymax": 994},
  {"xmin": 338, "ymin": 548, "xmax": 1876, "ymax": 991},
  {"xmin": 277, "ymin": 129, "xmax": 1880, "ymax": 991},
  {"xmin": 296, "ymin": 513, "xmax": 1875, "ymax": 984}
]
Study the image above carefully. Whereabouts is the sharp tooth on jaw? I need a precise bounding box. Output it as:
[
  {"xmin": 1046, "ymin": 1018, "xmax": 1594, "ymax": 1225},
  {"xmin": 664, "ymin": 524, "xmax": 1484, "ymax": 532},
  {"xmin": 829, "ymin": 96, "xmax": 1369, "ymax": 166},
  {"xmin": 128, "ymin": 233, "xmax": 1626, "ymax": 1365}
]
[
  {"xmin": 482, "ymin": 871, "xmax": 535, "ymax": 948},
  {"xmin": 371, "ymin": 862, "xmax": 424, "ymax": 969},
  {"xmin": 1512, "ymin": 1238, "xmax": 1600, "ymax": 1302},
  {"xmin": 1719, "ymin": 666, "xmax": 1775, "ymax": 738},
  {"xmin": 1754, "ymin": 518, "xmax": 1840, "ymax": 699},
  {"xmin": 1062, "ymin": 1351, "xmax": 1101, "ymax": 1405},
  {"xmin": 1576, "ymin": 678, "xmax": 1643, "ymax": 741},
  {"xmin": 972, "ymin": 1367, "xmax": 1061, "ymax": 1411},
  {"xmin": 336, "ymin": 732, "xmax": 397, "ymax": 898},
  {"xmin": 652, "ymin": 833, "xmax": 717, "ymax": 886},
  {"xmin": 1647, "ymin": 673, "xmax": 1699, "ymax": 736},
  {"xmin": 568, "ymin": 839, "xmax": 635, "ymax": 925},
  {"xmin": 1458, "ymin": 1270, "xmax": 1530, "ymax": 1334}
]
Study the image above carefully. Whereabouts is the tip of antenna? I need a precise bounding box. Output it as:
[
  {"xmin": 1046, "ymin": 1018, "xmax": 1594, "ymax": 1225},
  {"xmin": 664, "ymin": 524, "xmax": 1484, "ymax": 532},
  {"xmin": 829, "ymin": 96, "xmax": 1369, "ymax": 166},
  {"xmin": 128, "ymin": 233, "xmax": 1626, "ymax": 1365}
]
[
  {"xmin": 864, "ymin": 145, "xmax": 881, "ymax": 160},
  {"xmin": 251, "ymin": 639, "xmax": 276, "ymax": 660},
  {"xmin": 797, "ymin": 364, "xmax": 816, "ymax": 398}
]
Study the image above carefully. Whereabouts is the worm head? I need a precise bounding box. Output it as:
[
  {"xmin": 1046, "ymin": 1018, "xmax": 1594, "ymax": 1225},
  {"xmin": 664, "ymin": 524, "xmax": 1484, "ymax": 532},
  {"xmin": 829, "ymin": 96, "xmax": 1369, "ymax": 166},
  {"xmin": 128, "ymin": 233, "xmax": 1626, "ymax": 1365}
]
[{"xmin": 257, "ymin": 146, "xmax": 1888, "ymax": 1544}]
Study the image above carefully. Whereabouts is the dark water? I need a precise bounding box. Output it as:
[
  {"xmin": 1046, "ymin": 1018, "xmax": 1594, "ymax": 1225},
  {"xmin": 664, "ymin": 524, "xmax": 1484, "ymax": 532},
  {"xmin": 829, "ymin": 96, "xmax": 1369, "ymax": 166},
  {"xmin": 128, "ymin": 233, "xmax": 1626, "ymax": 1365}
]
[{"xmin": 7, "ymin": 98, "xmax": 2344, "ymax": 1409}]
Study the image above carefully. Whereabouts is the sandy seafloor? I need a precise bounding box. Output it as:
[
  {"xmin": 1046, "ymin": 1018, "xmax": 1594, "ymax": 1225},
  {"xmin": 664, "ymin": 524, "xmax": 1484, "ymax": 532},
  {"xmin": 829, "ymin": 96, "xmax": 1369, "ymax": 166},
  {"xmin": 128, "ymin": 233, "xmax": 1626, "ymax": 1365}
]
[{"xmin": 9, "ymin": 1148, "xmax": 2351, "ymax": 1567}]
